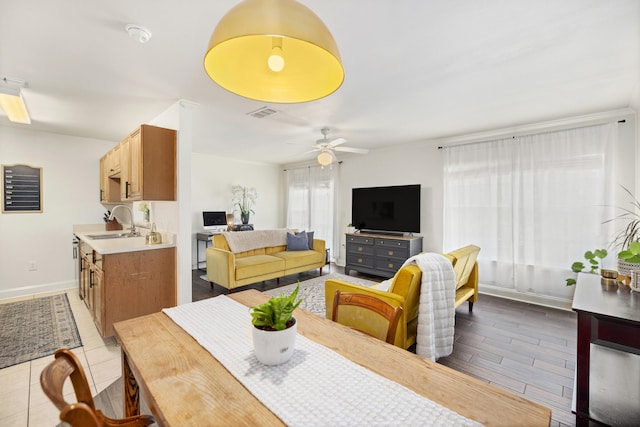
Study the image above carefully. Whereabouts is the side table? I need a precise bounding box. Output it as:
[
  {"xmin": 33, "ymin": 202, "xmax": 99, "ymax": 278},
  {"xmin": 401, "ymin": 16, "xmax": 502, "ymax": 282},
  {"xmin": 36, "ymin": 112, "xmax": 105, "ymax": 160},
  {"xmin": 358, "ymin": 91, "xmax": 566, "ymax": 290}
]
[{"xmin": 572, "ymin": 273, "xmax": 640, "ymax": 426}]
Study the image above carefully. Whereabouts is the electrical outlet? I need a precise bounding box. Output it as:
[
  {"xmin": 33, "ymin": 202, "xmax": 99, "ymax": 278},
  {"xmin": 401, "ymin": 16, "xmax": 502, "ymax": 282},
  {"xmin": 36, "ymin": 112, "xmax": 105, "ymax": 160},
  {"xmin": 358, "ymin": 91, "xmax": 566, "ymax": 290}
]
[{"xmin": 28, "ymin": 261, "xmax": 37, "ymax": 271}]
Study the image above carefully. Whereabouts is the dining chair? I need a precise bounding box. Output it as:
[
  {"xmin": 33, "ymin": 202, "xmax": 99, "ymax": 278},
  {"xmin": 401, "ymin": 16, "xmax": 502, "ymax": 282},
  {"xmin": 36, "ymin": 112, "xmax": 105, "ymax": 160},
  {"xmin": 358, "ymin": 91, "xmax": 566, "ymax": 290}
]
[
  {"xmin": 331, "ymin": 290, "xmax": 403, "ymax": 344},
  {"xmin": 40, "ymin": 348, "xmax": 155, "ymax": 427}
]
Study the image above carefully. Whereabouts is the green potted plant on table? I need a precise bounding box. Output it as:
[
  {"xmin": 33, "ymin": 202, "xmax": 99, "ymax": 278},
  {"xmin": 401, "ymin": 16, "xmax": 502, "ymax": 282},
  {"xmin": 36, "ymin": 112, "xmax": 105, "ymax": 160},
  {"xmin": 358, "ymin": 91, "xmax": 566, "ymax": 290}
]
[
  {"xmin": 565, "ymin": 249, "xmax": 608, "ymax": 286},
  {"xmin": 605, "ymin": 186, "xmax": 640, "ymax": 286},
  {"xmin": 250, "ymin": 284, "xmax": 302, "ymax": 365}
]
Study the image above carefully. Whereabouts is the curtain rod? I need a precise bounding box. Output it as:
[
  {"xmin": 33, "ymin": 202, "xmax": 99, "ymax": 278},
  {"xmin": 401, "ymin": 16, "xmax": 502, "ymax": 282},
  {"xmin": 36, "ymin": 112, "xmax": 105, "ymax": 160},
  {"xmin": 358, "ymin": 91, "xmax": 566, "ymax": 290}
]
[
  {"xmin": 437, "ymin": 119, "xmax": 628, "ymax": 150},
  {"xmin": 283, "ymin": 161, "xmax": 342, "ymax": 171}
]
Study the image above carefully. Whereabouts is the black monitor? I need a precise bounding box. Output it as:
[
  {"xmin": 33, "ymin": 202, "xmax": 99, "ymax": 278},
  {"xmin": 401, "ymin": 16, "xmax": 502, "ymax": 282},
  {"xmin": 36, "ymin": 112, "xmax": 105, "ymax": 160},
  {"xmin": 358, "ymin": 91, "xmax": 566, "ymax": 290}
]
[{"xmin": 203, "ymin": 211, "xmax": 227, "ymax": 230}]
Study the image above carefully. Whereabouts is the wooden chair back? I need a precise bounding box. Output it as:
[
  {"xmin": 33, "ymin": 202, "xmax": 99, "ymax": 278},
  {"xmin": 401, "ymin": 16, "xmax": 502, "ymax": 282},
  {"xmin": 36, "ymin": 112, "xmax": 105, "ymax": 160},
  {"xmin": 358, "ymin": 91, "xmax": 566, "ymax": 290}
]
[
  {"xmin": 332, "ymin": 290, "xmax": 403, "ymax": 344},
  {"xmin": 40, "ymin": 348, "xmax": 154, "ymax": 427}
]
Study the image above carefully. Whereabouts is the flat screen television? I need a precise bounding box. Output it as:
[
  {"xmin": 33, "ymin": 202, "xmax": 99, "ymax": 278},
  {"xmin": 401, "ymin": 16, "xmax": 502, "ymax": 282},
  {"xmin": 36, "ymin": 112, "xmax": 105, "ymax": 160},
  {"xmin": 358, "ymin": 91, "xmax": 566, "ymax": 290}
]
[
  {"xmin": 202, "ymin": 211, "xmax": 227, "ymax": 230},
  {"xmin": 352, "ymin": 184, "xmax": 421, "ymax": 233}
]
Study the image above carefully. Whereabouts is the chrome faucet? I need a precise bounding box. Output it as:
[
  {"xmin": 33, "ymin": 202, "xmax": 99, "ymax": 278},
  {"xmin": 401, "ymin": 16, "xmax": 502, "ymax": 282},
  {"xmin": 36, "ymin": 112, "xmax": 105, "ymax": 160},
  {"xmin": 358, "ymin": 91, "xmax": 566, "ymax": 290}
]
[{"xmin": 108, "ymin": 205, "xmax": 139, "ymax": 236}]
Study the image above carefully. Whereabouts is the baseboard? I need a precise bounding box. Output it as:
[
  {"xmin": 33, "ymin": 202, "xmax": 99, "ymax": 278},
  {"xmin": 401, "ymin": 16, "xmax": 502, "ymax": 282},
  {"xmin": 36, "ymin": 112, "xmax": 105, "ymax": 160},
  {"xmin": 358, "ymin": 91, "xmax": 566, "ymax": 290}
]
[
  {"xmin": 479, "ymin": 283, "xmax": 573, "ymax": 311},
  {"xmin": 0, "ymin": 280, "xmax": 76, "ymax": 301}
]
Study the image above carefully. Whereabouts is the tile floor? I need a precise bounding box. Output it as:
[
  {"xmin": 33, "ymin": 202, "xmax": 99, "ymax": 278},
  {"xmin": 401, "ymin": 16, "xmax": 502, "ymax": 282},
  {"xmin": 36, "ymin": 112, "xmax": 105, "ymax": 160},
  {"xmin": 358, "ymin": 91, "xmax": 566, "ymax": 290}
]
[{"xmin": 0, "ymin": 289, "xmax": 122, "ymax": 427}]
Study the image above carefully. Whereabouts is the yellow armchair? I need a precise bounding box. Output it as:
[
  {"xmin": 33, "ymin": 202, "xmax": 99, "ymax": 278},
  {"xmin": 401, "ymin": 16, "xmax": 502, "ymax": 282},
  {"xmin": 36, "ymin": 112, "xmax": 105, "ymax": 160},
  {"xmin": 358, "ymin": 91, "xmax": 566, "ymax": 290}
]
[{"xmin": 325, "ymin": 245, "xmax": 480, "ymax": 349}]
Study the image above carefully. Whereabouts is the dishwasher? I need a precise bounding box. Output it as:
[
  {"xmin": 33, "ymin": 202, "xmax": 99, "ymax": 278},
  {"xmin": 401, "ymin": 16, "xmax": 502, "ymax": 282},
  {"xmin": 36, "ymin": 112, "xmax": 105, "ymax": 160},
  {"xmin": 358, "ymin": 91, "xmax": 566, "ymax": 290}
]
[{"xmin": 72, "ymin": 235, "xmax": 82, "ymax": 299}]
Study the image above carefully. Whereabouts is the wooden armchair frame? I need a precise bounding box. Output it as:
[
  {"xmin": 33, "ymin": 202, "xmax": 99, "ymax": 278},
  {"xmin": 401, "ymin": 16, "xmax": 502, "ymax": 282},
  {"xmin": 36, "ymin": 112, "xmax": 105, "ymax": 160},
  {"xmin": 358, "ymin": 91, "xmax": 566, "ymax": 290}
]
[
  {"xmin": 40, "ymin": 348, "xmax": 154, "ymax": 427},
  {"xmin": 332, "ymin": 290, "xmax": 403, "ymax": 344}
]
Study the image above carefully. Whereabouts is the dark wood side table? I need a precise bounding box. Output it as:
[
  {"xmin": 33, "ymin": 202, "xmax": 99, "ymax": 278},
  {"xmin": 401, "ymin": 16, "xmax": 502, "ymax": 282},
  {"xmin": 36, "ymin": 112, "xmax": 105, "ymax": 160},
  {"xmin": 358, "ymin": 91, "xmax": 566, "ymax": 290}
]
[{"xmin": 572, "ymin": 274, "xmax": 640, "ymax": 426}]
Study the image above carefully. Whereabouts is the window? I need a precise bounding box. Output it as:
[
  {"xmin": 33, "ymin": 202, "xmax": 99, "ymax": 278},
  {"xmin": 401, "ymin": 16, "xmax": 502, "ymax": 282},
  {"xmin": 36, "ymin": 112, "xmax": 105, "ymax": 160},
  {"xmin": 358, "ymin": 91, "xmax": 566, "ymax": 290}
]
[
  {"xmin": 443, "ymin": 123, "xmax": 617, "ymax": 300},
  {"xmin": 285, "ymin": 165, "xmax": 339, "ymax": 259}
]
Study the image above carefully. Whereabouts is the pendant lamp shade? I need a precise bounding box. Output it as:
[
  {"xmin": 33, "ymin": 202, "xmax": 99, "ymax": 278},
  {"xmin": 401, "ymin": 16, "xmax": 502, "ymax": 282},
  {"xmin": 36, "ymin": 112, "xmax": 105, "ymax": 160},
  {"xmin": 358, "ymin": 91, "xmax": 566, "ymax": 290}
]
[{"xmin": 204, "ymin": 0, "xmax": 344, "ymax": 103}]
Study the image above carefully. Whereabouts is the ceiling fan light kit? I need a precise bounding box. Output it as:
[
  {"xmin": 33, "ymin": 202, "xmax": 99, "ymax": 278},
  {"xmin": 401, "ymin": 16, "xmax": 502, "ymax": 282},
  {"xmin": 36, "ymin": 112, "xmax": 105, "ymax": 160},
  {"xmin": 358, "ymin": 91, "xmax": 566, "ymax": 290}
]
[
  {"xmin": 311, "ymin": 127, "xmax": 369, "ymax": 166},
  {"xmin": 203, "ymin": 0, "xmax": 344, "ymax": 103},
  {"xmin": 317, "ymin": 150, "xmax": 335, "ymax": 166}
]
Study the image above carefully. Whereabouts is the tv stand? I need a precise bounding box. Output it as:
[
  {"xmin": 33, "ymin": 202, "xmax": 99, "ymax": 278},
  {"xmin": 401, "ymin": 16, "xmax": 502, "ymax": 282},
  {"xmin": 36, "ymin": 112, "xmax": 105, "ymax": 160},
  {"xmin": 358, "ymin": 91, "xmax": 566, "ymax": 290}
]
[{"xmin": 345, "ymin": 232, "xmax": 423, "ymax": 278}]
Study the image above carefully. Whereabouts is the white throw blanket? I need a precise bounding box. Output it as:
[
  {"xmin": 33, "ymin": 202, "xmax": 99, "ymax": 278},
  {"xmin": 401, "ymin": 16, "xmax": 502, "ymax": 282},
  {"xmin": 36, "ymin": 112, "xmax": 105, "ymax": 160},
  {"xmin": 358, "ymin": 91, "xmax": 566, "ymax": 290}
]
[
  {"xmin": 222, "ymin": 229, "xmax": 289, "ymax": 253},
  {"xmin": 403, "ymin": 253, "xmax": 456, "ymax": 361}
]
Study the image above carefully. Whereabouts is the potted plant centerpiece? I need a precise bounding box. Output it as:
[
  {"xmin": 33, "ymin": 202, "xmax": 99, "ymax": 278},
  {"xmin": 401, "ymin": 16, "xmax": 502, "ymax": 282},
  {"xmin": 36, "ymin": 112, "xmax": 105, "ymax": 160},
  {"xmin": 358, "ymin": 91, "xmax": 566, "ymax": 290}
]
[
  {"xmin": 232, "ymin": 185, "xmax": 257, "ymax": 225},
  {"xmin": 250, "ymin": 284, "xmax": 302, "ymax": 365},
  {"xmin": 606, "ymin": 186, "xmax": 640, "ymax": 286}
]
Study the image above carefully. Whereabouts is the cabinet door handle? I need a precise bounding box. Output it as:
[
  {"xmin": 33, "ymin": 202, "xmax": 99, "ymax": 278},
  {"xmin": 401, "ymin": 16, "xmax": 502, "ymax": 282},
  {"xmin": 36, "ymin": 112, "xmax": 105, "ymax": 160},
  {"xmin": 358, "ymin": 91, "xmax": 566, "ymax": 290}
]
[
  {"xmin": 89, "ymin": 270, "xmax": 93, "ymax": 288},
  {"xmin": 125, "ymin": 181, "xmax": 130, "ymax": 198}
]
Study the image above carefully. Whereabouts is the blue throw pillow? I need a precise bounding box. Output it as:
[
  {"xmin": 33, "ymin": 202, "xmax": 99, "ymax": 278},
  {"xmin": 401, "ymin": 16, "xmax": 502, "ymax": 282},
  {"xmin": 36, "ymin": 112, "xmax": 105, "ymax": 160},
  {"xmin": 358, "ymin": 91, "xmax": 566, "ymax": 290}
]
[
  {"xmin": 306, "ymin": 231, "xmax": 314, "ymax": 249},
  {"xmin": 287, "ymin": 231, "xmax": 308, "ymax": 251}
]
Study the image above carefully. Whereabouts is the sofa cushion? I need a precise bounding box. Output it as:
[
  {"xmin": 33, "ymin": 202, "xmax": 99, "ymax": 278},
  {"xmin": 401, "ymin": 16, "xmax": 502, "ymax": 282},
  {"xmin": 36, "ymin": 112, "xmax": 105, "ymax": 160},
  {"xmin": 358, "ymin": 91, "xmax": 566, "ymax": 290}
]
[
  {"xmin": 273, "ymin": 250, "xmax": 323, "ymax": 270},
  {"xmin": 235, "ymin": 255, "xmax": 285, "ymax": 280},
  {"xmin": 306, "ymin": 231, "xmax": 315, "ymax": 249},
  {"xmin": 287, "ymin": 231, "xmax": 309, "ymax": 251}
]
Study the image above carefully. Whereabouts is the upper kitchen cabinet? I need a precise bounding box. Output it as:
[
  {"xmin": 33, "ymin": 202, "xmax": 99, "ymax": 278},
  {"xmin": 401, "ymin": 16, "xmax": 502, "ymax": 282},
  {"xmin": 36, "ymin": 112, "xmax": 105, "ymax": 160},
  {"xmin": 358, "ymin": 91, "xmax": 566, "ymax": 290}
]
[
  {"xmin": 100, "ymin": 145, "xmax": 123, "ymax": 203},
  {"xmin": 100, "ymin": 124, "xmax": 176, "ymax": 203}
]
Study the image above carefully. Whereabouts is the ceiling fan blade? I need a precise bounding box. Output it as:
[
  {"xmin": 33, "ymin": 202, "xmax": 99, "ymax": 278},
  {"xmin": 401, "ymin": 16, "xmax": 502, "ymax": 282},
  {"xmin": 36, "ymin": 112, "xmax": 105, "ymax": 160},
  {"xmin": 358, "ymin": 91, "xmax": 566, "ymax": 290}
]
[
  {"xmin": 328, "ymin": 137, "xmax": 347, "ymax": 147},
  {"xmin": 334, "ymin": 146, "xmax": 369, "ymax": 154}
]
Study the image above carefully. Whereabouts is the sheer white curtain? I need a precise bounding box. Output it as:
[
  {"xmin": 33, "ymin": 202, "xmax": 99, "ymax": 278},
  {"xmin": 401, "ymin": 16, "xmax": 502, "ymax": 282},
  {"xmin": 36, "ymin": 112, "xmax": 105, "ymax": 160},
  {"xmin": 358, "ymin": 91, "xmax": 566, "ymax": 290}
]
[
  {"xmin": 443, "ymin": 123, "xmax": 617, "ymax": 299},
  {"xmin": 285, "ymin": 165, "xmax": 339, "ymax": 260}
]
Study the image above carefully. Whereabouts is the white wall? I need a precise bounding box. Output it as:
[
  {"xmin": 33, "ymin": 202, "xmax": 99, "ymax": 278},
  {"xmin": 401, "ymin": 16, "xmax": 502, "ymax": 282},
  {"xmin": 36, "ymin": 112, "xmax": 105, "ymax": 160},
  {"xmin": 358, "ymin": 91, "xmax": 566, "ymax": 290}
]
[
  {"xmin": 148, "ymin": 101, "xmax": 192, "ymax": 305},
  {"xmin": 190, "ymin": 153, "xmax": 283, "ymax": 268},
  {"xmin": 334, "ymin": 140, "xmax": 444, "ymax": 266},
  {"xmin": 0, "ymin": 126, "xmax": 114, "ymax": 298}
]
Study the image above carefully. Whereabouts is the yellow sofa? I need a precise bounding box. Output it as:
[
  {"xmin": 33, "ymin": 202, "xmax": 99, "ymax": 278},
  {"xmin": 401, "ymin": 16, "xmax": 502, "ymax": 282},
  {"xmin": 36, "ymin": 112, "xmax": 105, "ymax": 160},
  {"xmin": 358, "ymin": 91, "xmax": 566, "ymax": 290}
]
[
  {"xmin": 325, "ymin": 245, "xmax": 480, "ymax": 349},
  {"xmin": 207, "ymin": 233, "xmax": 326, "ymax": 292}
]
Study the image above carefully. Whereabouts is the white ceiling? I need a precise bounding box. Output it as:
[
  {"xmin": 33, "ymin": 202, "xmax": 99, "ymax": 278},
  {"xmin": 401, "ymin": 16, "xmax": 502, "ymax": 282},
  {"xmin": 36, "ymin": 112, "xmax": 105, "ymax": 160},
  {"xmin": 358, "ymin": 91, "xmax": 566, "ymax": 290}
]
[{"xmin": 1, "ymin": 0, "xmax": 638, "ymax": 165}]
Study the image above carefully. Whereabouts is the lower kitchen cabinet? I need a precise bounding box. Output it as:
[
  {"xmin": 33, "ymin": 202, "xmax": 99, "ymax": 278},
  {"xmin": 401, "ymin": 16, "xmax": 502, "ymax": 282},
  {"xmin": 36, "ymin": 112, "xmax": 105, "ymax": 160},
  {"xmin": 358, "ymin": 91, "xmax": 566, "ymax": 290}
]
[{"xmin": 79, "ymin": 245, "xmax": 176, "ymax": 337}]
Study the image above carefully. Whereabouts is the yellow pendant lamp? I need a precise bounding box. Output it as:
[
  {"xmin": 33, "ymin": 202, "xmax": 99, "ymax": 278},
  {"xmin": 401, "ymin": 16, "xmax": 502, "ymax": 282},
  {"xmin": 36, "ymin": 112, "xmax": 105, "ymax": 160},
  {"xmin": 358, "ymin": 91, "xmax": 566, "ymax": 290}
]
[{"xmin": 204, "ymin": 0, "xmax": 344, "ymax": 103}]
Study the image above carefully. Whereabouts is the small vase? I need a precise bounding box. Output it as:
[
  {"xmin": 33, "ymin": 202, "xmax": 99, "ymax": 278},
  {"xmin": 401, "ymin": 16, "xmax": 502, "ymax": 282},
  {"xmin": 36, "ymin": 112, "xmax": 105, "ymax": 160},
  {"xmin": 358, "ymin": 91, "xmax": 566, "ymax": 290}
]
[
  {"xmin": 241, "ymin": 212, "xmax": 250, "ymax": 224},
  {"xmin": 252, "ymin": 318, "xmax": 297, "ymax": 365}
]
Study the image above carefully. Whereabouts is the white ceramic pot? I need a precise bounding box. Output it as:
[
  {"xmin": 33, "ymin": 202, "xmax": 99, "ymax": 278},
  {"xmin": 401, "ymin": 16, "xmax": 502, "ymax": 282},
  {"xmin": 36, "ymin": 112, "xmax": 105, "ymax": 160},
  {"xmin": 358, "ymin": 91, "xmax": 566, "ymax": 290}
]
[{"xmin": 252, "ymin": 318, "xmax": 297, "ymax": 365}]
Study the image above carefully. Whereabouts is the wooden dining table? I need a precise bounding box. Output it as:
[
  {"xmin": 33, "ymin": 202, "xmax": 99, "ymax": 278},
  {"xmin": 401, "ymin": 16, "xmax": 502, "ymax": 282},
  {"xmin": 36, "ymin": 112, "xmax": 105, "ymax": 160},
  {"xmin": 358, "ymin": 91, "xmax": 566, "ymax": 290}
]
[{"xmin": 113, "ymin": 289, "xmax": 551, "ymax": 426}]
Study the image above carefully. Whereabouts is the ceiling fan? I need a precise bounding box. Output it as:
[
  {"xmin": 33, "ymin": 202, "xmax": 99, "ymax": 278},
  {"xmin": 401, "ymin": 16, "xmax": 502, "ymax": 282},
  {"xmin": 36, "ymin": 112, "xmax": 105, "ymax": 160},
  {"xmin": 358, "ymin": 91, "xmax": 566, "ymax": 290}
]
[{"xmin": 312, "ymin": 127, "xmax": 369, "ymax": 166}]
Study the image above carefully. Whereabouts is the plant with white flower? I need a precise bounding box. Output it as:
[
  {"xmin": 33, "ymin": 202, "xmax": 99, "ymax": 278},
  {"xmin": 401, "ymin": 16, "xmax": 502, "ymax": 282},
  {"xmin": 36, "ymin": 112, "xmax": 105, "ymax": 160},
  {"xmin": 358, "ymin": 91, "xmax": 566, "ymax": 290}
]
[{"xmin": 232, "ymin": 185, "xmax": 258, "ymax": 217}]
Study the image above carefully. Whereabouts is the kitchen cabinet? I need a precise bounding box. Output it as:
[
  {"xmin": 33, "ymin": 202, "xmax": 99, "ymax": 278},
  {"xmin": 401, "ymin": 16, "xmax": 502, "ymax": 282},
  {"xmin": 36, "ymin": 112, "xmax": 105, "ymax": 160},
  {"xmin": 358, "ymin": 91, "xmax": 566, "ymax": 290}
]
[
  {"xmin": 99, "ymin": 124, "xmax": 176, "ymax": 203},
  {"xmin": 100, "ymin": 145, "xmax": 123, "ymax": 203},
  {"xmin": 78, "ymin": 239, "xmax": 176, "ymax": 337},
  {"xmin": 108, "ymin": 144, "xmax": 121, "ymax": 177},
  {"xmin": 120, "ymin": 124, "xmax": 176, "ymax": 201}
]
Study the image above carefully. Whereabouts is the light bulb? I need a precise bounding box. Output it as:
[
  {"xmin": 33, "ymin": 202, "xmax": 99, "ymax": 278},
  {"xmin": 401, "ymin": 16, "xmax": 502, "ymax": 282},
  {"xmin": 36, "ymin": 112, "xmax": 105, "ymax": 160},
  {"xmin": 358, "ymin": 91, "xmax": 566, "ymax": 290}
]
[
  {"xmin": 317, "ymin": 151, "xmax": 333, "ymax": 166},
  {"xmin": 268, "ymin": 47, "xmax": 285, "ymax": 72}
]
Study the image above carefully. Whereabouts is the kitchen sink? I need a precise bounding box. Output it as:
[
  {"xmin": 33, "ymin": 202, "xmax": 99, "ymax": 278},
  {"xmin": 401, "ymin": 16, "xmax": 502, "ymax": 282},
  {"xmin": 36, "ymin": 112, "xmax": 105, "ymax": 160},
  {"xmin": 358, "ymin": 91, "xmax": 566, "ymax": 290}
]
[{"xmin": 87, "ymin": 232, "xmax": 139, "ymax": 240}]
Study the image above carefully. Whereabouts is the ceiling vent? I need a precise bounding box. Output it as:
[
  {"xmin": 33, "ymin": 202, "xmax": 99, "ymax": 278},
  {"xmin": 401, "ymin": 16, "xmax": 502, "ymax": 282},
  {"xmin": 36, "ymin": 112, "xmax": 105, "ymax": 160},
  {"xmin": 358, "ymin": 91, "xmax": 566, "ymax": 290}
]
[{"xmin": 247, "ymin": 106, "xmax": 278, "ymax": 119}]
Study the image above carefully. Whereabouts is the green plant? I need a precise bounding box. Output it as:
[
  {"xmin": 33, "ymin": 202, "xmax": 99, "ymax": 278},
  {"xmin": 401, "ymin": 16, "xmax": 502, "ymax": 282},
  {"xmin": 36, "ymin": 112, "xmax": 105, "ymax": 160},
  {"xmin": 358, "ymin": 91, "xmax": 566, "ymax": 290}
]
[
  {"xmin": 250, "ymin": 284, "xmax": 302, "ymax": 331},
  {"xmin": 565, "ymin": 249, "xmax": 607, "ymax": 286},
  {"xmin": 604, "ymin": 185, "xmax": 640, "ymax": 253},
  {"xmin": 618, "ymin": 240, "xmax": 640, "ymax": 264}
]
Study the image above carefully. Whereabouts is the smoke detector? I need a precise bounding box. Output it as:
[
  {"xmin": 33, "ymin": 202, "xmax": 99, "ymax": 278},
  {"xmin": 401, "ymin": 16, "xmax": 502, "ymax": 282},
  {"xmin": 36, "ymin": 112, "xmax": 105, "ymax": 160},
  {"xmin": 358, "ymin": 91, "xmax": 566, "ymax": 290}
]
[{"xmin": 126, "ymin": 24, "xmax": 152, "ymax": 43}]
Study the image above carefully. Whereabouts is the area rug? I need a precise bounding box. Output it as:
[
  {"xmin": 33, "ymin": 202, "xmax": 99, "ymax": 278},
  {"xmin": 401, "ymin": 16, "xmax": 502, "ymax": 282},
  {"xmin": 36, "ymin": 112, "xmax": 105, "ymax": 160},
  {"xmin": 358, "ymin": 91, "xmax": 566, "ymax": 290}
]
[
  {"xmin": 0, "ymin": 294, "xmax": 82, "ymax": 369},
  {"xmin": 263, "ymin": 273, "xmax": 380, "ymax": 318}
]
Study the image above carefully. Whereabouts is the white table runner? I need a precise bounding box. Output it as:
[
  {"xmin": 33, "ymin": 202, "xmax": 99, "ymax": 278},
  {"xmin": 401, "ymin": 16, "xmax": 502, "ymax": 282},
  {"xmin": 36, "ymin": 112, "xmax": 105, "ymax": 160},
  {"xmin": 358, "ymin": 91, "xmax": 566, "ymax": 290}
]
[{"xmin": 163, "ymin": 296, "xmax": 482, "ymax": 426}]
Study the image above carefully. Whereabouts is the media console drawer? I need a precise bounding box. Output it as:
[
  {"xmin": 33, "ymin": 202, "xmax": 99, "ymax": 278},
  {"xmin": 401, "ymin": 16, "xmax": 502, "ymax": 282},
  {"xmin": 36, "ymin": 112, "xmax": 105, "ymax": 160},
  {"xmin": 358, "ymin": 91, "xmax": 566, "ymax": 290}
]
[{"xmin": 345, "ymin": 233, "xmax": 422, "ymax": 278}]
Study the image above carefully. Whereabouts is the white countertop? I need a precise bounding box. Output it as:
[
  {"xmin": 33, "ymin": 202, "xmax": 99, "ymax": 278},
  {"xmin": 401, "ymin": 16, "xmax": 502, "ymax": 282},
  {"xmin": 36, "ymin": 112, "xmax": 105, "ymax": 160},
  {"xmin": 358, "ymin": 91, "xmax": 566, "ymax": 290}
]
[{"xmin": 73, "ymin": 224, "xmax": 176, "ymax": 255}]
